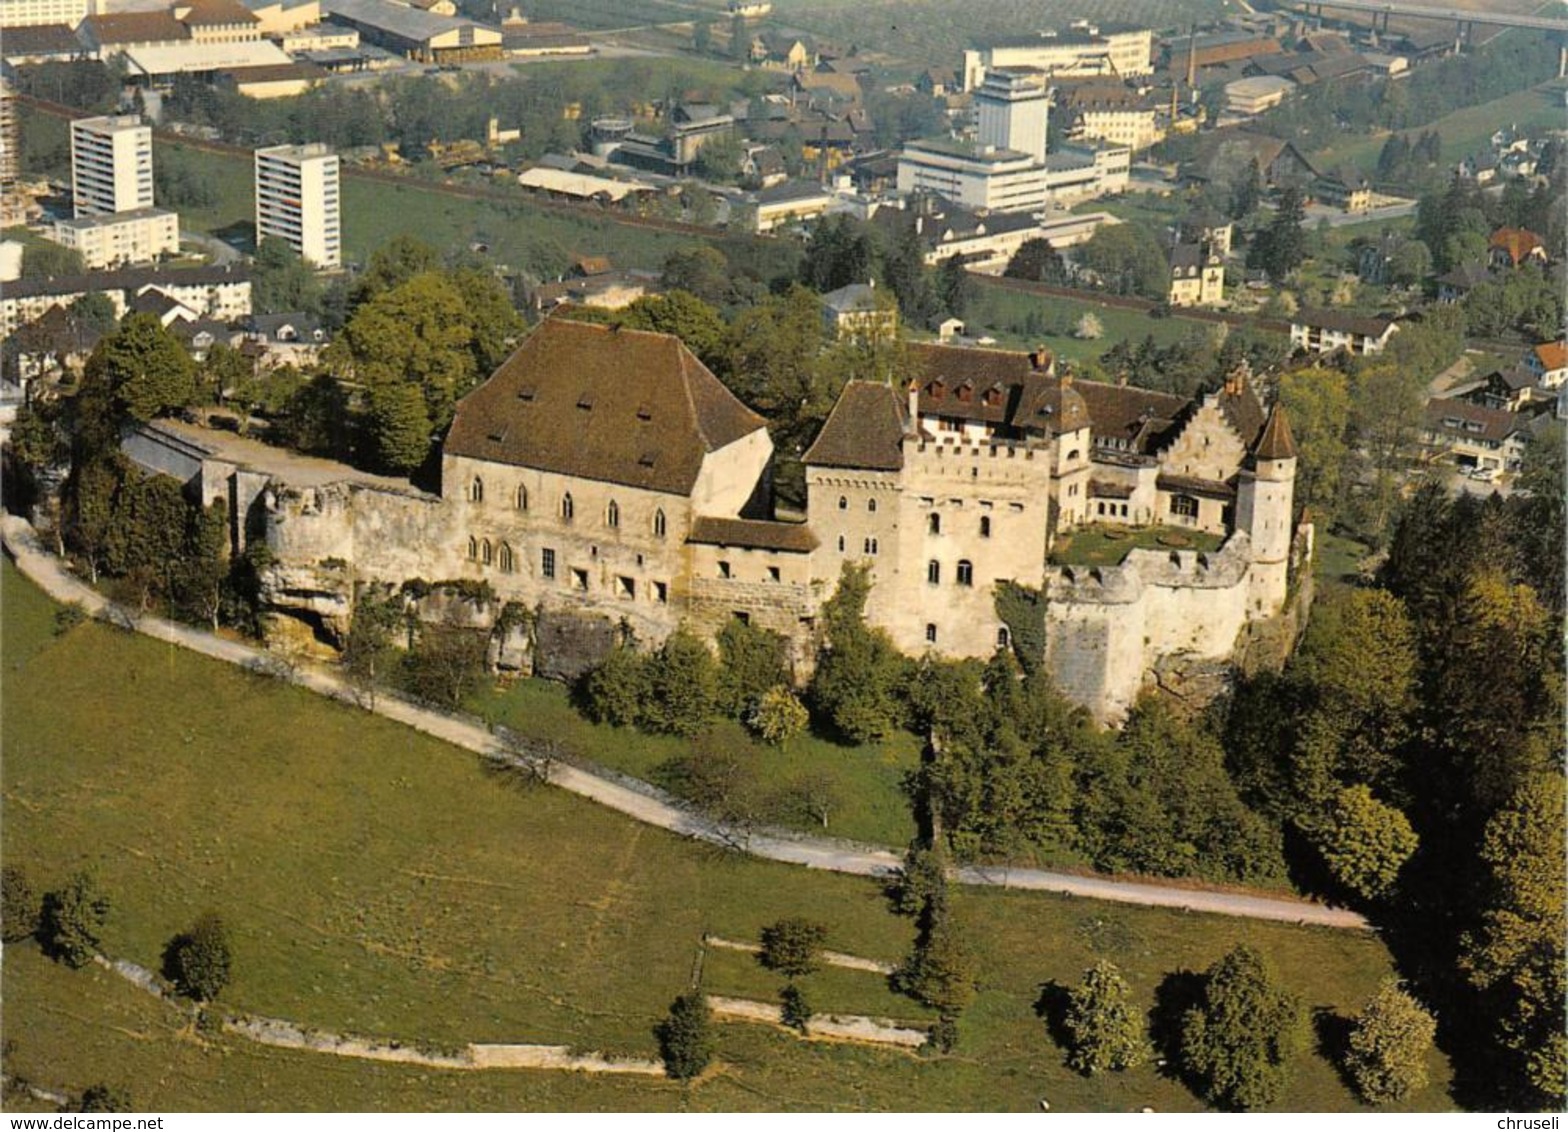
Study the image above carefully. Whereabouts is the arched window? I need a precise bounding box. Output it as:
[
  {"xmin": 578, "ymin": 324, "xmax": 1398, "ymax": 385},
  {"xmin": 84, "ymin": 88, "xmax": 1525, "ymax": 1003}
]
[
  {"xmin": 997, "ymin": 626, "xmax": 1010, "ymax": 650},
  {"xmin": 470, "ymin": 476, "xmax": 484, "ymax": 503},
  {"xmin": 1067, "ymin": 449, "xmax": 1080, "ymax": 461},
  {"xmin": 957, "ymin": 559, "xmax": 973, "ymax": 587},
  {"xmin": 653, "ymin": 509, "xmax": 667, "ymax": 538},
  {"xmin": 927, "ymin": 513, "xmax": 941, "ymax": 535},
  {"xmin": 927, "ymin": 559, "xmax": 940, "ymax": 585},
  {"xmin": 481, "ymin": 539, "xmax": 493, "ymax": 565},
  {"xmin": 868, "ymin": 498, "xmax": 877, "ymax": 513},
  {"xmin": 467, "ymin": 535, "xmax": 478, "ymax": 560},
  {"xmin": 561, "ymin": 493, "xmax": 574, "ymax": 522},
  {"xmin": 499, "ymin": 542, "xmax": 514, "ymax": 573},
  {"xmin": 838, "ymin": 495, "xmax": 848, "ymax": 511},
  {"xmin": 606, "ymin": 499, "xmax": 620, "ymax": 528},
  {"xmin": 515, "ymin": 484, "xmax": 528, "ymax": 511},
  {"xmin": 980, "ymin": 515, "xmax": 991, "ymax": 538},
  {"xmin": 925, "ymin": 623, "xmax": 937, "ymax": 644}
]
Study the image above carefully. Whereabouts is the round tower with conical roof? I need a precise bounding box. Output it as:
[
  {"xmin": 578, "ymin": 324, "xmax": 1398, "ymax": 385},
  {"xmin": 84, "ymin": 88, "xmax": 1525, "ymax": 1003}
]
[{"xmin": 1235, "ymin": 403, "xmax": 1297, "ymax": 616}]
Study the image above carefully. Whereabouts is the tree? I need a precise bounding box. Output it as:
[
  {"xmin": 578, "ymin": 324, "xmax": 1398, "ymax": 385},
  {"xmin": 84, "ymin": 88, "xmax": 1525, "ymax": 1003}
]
[
  {"xmin": 897, "ymin": 908, "xmax": 977, "ymax": 1017},
  {"xmin": 1344, "ymin": 980, "xmax": 1437, "ymax": 1104},
  {"xmin": 759, "ymin": 917, "xmax": 828, "ymax": 979},
  {"xmin": 747, "ymin": 686, "xmax": 809, "ymax": 746},
  {"xmin": 936, "ymin": 254, "xmax": 973, "ymax": 320},
  {"xmin": 1179, "ymin": 944, "xmax": 1306, "ymax": 1110},
  {"xmin": 580, "ymin": 646, "xmax": 649, "ymax": 728},
  {"xmin": 78, "ymin": 1084, "xmax": 133, "ymax": 1113},
  {"xmin": 164, "ymin": 912, "xmax": 233, "ymax": 1001},
  {"xmin": 82, "ymin": 313, "xmax": 198, "ymax": 424},
  {"xmin": 661, "ymin": 245, "xmax": 736, "ymax": 307},
  {"xmin": 1314, "ymin": 785, "xmax": 1418, "ymax": 901},
  {"xmin": 1004, "ymin": 237, "xmax": 1068, "ymax": 284},
  {"xmin": 800, "ymin": 214, "xmax": 874, "ymax": 293},
  {"xmin": 38, "ymin": 872, "xmax": 110, "ymax": 968},
  {"xmin": 366, "ymin": 380, "xmax": 433, "ymax": 474},
  {"xmin": 1460, "ymin": 773, "xmax": 1567, "ymax": 1107},
  {"xmin": 1064, "ymin": 960, "xmax": 1148, "ymax": 1075},
  {"xmin": 1074, "ymin": 312, "xmax": 1104, "ymax": 340},
  {"xmin": 809, "ymin": 563, "xmax": 907, "ymax": 743},
  {"xmin": 1275, "ymin": 365, "xmax": 1350, "ymax": 524},
  {"xmin": 715, "ymin": 618, "xmax": 789, "ymax": 718},
  {"xmin": 2, "ymin": 866, "xmax": 39, "ymax": 943},
  {"xmin": 1388, "ymin": 240, "xmax": 1432, "ymax": 287},
  {"xmin": 611, "ymin": 291, "xmax": 729, "ymax": 374},
  {"xmin": 1248, "ymin": 187, "xmax": 1308, "ymax": 283},
  {"xmin": 251, "ymin": 237, "xmax": 324, "ymax": 316},
  {"xmin": 779, "ymin": 982, "xmax": 811, "ymax": 1032},
  {"xmin": 642, "ymin": 630, "xmax": 718, "ymax": 737},
  {"xmin": 656, "ymin": 991, "xmax": 713, "ymax": 1080},
  {"xmin": 399, "ymin": 621, "xmax": 488, "ymax": 709},
  {"xmin": 351, "ymin": 234, "xmax": 440, "ymax": 307},
  {"xmin": 1079, "ymin": 222, "xmax": 1169, "ymax": 299}
]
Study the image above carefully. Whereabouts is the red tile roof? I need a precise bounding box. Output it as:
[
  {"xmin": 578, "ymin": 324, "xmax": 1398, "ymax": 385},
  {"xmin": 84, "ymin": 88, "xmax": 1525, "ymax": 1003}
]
[
  {"xmin": 1488, "ymin": 226, "xmax": 1545, "ymax": 266},
  {"xmin": 802, "ymin": 380, "xmax": 906, "ymax": 470}
]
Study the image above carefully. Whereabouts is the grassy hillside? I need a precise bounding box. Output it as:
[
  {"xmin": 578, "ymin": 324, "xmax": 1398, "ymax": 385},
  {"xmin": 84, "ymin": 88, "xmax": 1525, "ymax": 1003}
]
[{"xmin": 1, "ymin": 558, "xmax": 1451, "ymax": 1111}]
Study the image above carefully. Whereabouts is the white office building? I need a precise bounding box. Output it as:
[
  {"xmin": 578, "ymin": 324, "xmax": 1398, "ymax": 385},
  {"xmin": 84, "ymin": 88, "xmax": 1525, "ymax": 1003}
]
[
  {"xmin": 975, "ymin": 68, "xmax": 1049, "ymax": 164},
  {"xmin": 71, "ymin": 114, "xmax": 153, "ymax": 217},
  {"xmin": 254, "ymin": 143, "xmax": 341, "ymax": 269},
  {"xmin": 0, "ymin": 0, "xmax": 99, "ymax": 28},
  {"xmin": 896, "ymin": 137, "xmax": 1051, "ymax": 214}
]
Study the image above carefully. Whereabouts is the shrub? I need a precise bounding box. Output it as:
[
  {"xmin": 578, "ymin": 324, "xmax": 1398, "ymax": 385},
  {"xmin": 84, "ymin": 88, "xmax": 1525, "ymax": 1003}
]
[
  {"xmin": 580, "ymin": 646, "xmax": 648, "ymax": 728},
  {"xmin": 53, "ymin": 604, "xmax": 88, "ymax": 636},
  {"xmin": 780, "ymin": 983, "xmax": 811, "ymax": 1033},
  {"xmin": 656, "ymin": 991, "xmax": 713, "ymax": 1080},
  {"xmin": 79, "ymin": 1084, "xmax": 132, "ymax": 1112},
  {"xmin": 1064, "ymin": 960, "xmax": 1148, "ymax": 1075},
  {"xmin": 746, "ymin": 686, "xmax": 808, "ymax": 745},
  {"xmin": 1344, "ymin": 980, "xmax": 1437, "ymax": 1104},
  {"xmin": 39, "ymin": 872, "xmax": 109, "ymax": 968},
  {"xmin": 1179, "ymin": 945, "xmax": 1306, "ymax": 1110},
  {"xmin": 760, "ymin": 917, "xmax": 828, "ymax": 979},
  {"xmin": 164, "ymin": 912, "xmax": 233, "ymax": 1001},
  {"xmin": 2, "ymin": 866, "xmax": 39, "ymax": 943}
]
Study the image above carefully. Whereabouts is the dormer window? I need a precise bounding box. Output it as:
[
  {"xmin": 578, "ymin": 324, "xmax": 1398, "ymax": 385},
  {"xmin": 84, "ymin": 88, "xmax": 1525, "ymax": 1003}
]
[
  {"xmin": 577, "ymin": 392, "xmax": 594, "ymax": 410},
  {"xmin": 636, "ymin": 404, "xmax": 652, "ymax": 421},
  {"xmin": 956, "ymin": 380, "xmax": 974, "ymax": 403},
  {"xmin": 928, "ymin": 379, "xmax": 946, "ymax": 399}
]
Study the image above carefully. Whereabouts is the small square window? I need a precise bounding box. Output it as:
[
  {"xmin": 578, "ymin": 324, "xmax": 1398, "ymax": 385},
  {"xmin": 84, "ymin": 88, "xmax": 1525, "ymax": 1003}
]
[
  {"xmin": 768, "ymin": 566, "xmax": 781, "ymax": 582},
  {"xmin": 571, "ymin": 567, "xmax": 589, "ymax": 591},
  {"xmin": 718, "ymin": 560, "xmax": 731, "ymax": 579},
  {"xmin": 925, "ymin": 623, "xmax": 937, "ymax": 643},
  {"xmin": 654, "ymin": 581, "xmax": 668, "ymax": 604},
  {"xmin": 617, "ymin": 576, "xmax": 635, "ymax": 599}
]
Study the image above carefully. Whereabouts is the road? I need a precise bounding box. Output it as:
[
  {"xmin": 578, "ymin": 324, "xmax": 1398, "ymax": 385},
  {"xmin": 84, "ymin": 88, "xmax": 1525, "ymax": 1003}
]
[{"xmin": 1, "ymin": 515, "xmax": 1369, "ymax": 932}]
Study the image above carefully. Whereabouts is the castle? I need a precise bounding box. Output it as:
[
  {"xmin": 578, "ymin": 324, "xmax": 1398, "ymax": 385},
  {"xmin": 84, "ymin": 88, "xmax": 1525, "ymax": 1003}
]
[{"xmin": 149, "ymin": 316, "xmax": 1306, "ymax": 724}]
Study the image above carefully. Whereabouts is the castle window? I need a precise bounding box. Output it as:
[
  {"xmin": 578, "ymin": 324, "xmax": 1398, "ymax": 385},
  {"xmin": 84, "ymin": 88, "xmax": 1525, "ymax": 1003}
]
[
  {"xmin": 481, "ymin": 539, "xmax": 493, "ymax": 566},
  {"xmin": 863, "ymin": 537, "xmax": 878, "ymax": 555},
  {"xmin": 838, "ymin": 495, "xmax": 848, "ymax": 510},
  {"xmin": 498, "ymin": 542, "xmax": 514, "ymax": 573},
  {"xmin": 607, "ymin": 500, "xmax": 620, "ymax": 528},
  {"xmin": 837, "ymin": 535, "xmax": 846, "ymax": 552},
  {"xmin": 515, "ymin": 484, "xmax": 528, "ymax": 511},
  {"xmin": 467, "ymin": 535, "xmax": 478, "ymax": 560},
  {"xmin": 1067, "ymin": 449, "xmax": 1080, "ymax": 461},
  {"xmin": 928, "ymin": 513, "xmax": 941, "ymax": 536},
  {"xmin": 927, "ymin": 560, "xmax": 941, "ymax": 585},
  {"xmin": 541, "ymin": 547, "xmax": 556, "ymax": 579},
  {"xmin": 617, "ymin": 576, "xmax": 635, "ymax": 598},
  {"xmin": 470, "ymin": 476, "xmax": 484, "ymax": 503},
  {"xmin": 925, "ymin": 623, "xmax": 937, "ymax": 644},
  {"xmin": 997, "ymin": 626, "xmax": 1010, "ymax": 650},
  {"xmin": 561, "ymin": 493, "xmax": 574, "ymax": 522},
  {"xmin": 571, "ymin": 567, "xmax": 589, "ymax": 591},
  {"xmin": 868, "ymin": 498, "xmax": 877, "ymax": 513},
  {"xmin": 1170, "ymin": 494, "xmax": 1199, "ymax": 520},
  {"xmin": 980, "ymin": 516, "xmax": 991, "ymax": 538},
  {"xmin": 768, "ymin": 566, "xmax": 781, "ymax": 582},
  {"xmin": 654, "ymin": 509, "xmax": 667, "ymax": 538},
  {"xmin": 654, "ymin": 581, "xmax": 668, "ymax": 604},
  {"xmin": 718, "ymin": 560, "xmax": 731, "ymax": 579},
  {"xmin": 956, "ymin": 559, "xmax": 973, "ymax": 587},
  {"xmin": 1097, "ymin": 502, "xmax": 1106, "ymax": 516}
]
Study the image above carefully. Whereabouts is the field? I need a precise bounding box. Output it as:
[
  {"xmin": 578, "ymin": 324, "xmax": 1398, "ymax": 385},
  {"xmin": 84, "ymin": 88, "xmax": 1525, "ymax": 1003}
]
[
  {"xmin": 766, "ymin": 0, "xmax": 1226, "ymax": 71},
  {"xmin": 1309, "ymin": 80, "xmax": 1568, "ymax": 176},
  {"xmin": 964, "ymin": 278, "xmax": 1212, "ymax": 363},
  {"xmin": 1, "ymin": 558, "xmax": 1453, "ymax": 1111},
  {"xmin": 468, "ymin": 678, "xmax": 922, "ymax": 848}
]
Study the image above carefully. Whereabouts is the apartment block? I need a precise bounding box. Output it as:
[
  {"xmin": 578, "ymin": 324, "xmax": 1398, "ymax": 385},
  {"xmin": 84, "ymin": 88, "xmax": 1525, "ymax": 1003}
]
[
  {"xmin": 70, "ymin": 114, "xmax": 154, "ymax": 217},
  {"xmin": 254, "ymin": 143, "xmax": 341, "ymax": 269}
]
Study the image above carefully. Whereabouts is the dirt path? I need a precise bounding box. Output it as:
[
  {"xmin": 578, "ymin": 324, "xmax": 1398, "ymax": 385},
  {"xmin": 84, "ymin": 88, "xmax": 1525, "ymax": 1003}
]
[{"xmin": 2, "ymin": 516, "xmax": 1369, "ymax": 931}]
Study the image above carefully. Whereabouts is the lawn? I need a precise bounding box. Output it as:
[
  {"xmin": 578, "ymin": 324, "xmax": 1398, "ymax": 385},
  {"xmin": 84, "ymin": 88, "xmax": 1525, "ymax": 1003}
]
[
  {"xmin": 964, "ymin": 279, "xmax": 1205, "ymax": 364},
  {"xmin": 1, "ymin": 558, "xmax": 1452, "ymax": 1111},
  {"xmin": 1049, "ymin": 524, "xmax": 1226, "ymax": 568},
  {"xmin": 467, "ymin": 677, "xmax": 922, "ymax": 848},
  {"xmin": 1313, "ymin": 530, "xmax": 1373, "ymax": 586},
  {"xmin": 1309, "ymin": 81, "xmax": 1568, "ymax": 176}
]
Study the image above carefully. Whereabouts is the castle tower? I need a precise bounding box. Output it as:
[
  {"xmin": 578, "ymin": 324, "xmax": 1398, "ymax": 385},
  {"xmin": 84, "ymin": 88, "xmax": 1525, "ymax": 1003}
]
[{"xmin": 1235, "ymin": 404, "xmax": 1297, "ymax": 616}]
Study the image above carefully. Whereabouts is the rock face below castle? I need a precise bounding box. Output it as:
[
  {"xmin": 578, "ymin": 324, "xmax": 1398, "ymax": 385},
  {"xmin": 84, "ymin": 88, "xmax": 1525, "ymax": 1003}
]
[{"xmin": 126, "ymin": 320, "xmax": 1308, "ymax": 724}]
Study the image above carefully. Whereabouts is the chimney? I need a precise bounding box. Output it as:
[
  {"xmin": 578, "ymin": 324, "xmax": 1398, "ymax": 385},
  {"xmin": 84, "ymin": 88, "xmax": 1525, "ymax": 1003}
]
[{"xmin": 906, "ymin": 379, "xmax": 919, "ymax": 424}]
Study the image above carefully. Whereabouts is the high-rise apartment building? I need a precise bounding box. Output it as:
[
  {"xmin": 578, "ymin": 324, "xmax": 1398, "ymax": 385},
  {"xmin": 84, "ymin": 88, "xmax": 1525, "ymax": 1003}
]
[
  {"xmin": 975, "ymin": 68, "xmax": 1050, "ymax": 165},
  {"xmin": 0, "ymin": 78, "xmax": 21, "ymax": 225},
  {"xmin": 0, "ymin": 0, "xmax": 101, "ymax": 29},
  {"xmin": 70, "ymin": 114, "xmax": 154, "ymax": 217},
  {"xmin": 254, "ymin": 143, "xmax": 341, "ymax": 269}
]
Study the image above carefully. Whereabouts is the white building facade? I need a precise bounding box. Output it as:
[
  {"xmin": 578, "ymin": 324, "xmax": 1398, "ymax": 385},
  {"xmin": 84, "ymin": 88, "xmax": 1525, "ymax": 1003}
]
[
  {"xmin": 71, "ymin": 114, "xmax": 153, "ymax": 217},
  {"xmin": 254, "ymin": 142, "xmax": 341, "ymax": 268},
  {"xmin": 52, "ymin": 206, "xmax": 179, "ymax": 268}
]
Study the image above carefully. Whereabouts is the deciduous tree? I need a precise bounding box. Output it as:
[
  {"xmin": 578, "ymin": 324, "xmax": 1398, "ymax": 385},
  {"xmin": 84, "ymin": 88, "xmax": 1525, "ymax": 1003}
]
[
  {"xmin": 39, "ymin": 872, "xmax": 109, "ymax": 968},
  {"xmin": 1064, "ymin": 960, "xmax": 1148, "ymax": 1075},
  {"xmin": 164, "ymin": 912, "xmax": 233, "ymax": 1001},
  {"xmin": 657, "ymin": 992, "xmax": 713, "ymax": 1080},
  {"xmin": 1179, "ymin": 944, "xmax": 1306, "ymax": 1110},
  {"xmin": 760, "ymin": 917, "xmax": 828, "ymax": 979},
  {"xmin": 1344, "ymin": 979, "xmax": 1437, "ymax": 1104},
  {"xmin": 1313, "ymin": 785, "xmax": 1418, "ymax": 901}
]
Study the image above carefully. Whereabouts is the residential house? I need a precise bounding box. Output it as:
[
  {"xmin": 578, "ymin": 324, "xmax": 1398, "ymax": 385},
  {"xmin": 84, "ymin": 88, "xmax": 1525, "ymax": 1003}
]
[
  {"xmin": 749, "ymin": 179, "xmax": 833, "ymax": 233},
  {"xmin": 1168, "ymin": 241, "xmax": 1224, "ymax": 307},
  {"xmin": 1524, "ymin": 339, "xmax": 1568, "ymax": 388},
  {"xmin": 1461, "ymin": 367, "xmax": 1547, "ymax": 413},
  {"xmin": 1290, "ymin": 307, "xmax": 1398, "ymax": 356},
  {"xmin": 1315, "ymin": 165, "xmax": 1371, "ymax": 213},
  {"xmin": 1422, "ymin": 397, "xmax": 1531, "ymax": 472},
  {"xmin": 1436, "ymin": 262, "xmax": 1491, "ymax": 304},
  {"xmin": 1487, "ymin": 226, "xmax": 1548, "ymax": 270},
  {"xmin": 819, "ymin": 281, "xmax": 896, "ymax": 341}
]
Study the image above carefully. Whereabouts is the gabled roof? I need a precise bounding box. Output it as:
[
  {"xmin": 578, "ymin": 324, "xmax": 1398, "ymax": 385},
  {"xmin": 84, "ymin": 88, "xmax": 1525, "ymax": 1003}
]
[
  {"xmin": 1073, "ymin": 380, "xmax": 1188, "ymax": 454},
  {"xmin": 1, "ymin": 23, "xmax": 82, "ymax": 57},
  {"xmin": 1424, "ymin": 397, "xmax": 1528, "ymax": 444},
  {"xmin": 802, "ymin": 380, "xmax": 907, "ymax": 471},
  {"xmin": 444, "ymin": 318, "xmax": 765, "ymax": 496},
  {"xmin": 1294, "ymin": 306, "xmax": 1396, "ymax": 338},
  {"xmin": 687, "ymin": 516, "xmax": 818, "ymax": 553},
  {"xmin": 1489, "ymin": 226, "xmax": 1546, "ymax": 265},
  {"xmin": 1532, "ymin": 339, "xmax": 1568, "ymax": 371},
  {"xmin": 1251, "ymin": 404, "xmax": 1296, "ymax": 461},
  {"xmin": 181, "ymin": 0, "xmax": 261, "ymax": 25},
  {"xmin": 820, "ymin": 281, "xmax": 879, "ymax": 314},
  {"xmin": 82, "ymin": 11, "xmax": 191, "ymax": 43}
]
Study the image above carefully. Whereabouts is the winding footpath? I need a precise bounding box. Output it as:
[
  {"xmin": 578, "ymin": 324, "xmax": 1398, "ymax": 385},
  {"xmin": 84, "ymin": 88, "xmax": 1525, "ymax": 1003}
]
[{"xmin": 1, "ymin": 516, "xmax": 1369, "ymax": 931}]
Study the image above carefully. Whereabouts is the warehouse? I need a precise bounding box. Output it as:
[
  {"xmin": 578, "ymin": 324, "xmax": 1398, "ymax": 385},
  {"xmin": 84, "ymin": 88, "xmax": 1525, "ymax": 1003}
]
[{"xmin": 320, "ymin": 0, "xmax": 500, "ymax": 62}]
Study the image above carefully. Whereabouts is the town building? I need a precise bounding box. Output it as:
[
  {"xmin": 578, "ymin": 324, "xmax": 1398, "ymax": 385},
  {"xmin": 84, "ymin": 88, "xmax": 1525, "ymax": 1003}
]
[
  {"xmin": 319, "ymin": 0, "xmax": 501, "ymax": 62},
  {"xmin": 51, "ymin": 206, "xmax": 180, "ymax": 268},
  {"xmin": 1167, "ymin": 241, "xmax": 1224, "ymax": 307},
  {"xmin": 1487, "ymin": 226, "xmax": 1548, "ymax": 270},
  {"xmin": 1314, "ymin": 165, "xmax": 1371, "ymax": 213},
  {"xmin": 1056, "ymin": 82, "xmax": 1164, "ymax": 152},
  {"xmin": 819, "ymin": 281, "xmax": 897, "ymax": 340},
  {"xmin": 1, "ymin": 21, "xmax": 86, "ymax": 63},
  {"xmin": 1523, "ymin": 339, "xmax": 1568, "ymax": 387},
  {"xmin": 254, "ymin": 142, "xmax": 341, "ymax": 268},
  {"xmin": 0, "ymin": 79, "xmax": 20, "ymax": 226},
  {"xmin": 0, "ymin": 264, "xmax": 252, "ymax": 336},
  {"xmin": 1290, "ymin": 308, "xmax": 1398, "ymax": 356},
  {"xmin": 896, "ymin": 136, "xmax": 1051, "ymax": 214},
  {"xmin": 71, "ymin": 114, "xmax": 154, "ymax": 217},
  {"xmin": 1422, "ymin": 397, "xmax": 1531, "ymax": 473},
  {"xmin": 962, "ymin": 24, "xmax": 1155, "ymax": 90},
  {"xmin": 0, "ymin": 0, "xmax": 98, "ymax": 27},
  {"xmin": 974, "ymin": 67, "xmax": 1049, "ymax": 164}
]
